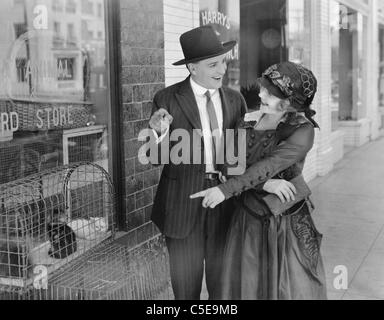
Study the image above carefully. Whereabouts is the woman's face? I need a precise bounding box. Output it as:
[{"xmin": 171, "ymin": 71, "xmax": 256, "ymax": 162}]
[{"xmin": 258, "ymin": 86, "xmax": 286, "ymax": 115}]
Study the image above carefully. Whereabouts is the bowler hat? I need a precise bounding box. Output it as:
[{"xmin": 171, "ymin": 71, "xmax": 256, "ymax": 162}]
[{"xmin": 173, "ymin": 25, "xmax": 236, "ymax": 66}]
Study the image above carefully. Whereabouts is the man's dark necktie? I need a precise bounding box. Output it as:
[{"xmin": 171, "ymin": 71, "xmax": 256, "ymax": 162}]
[{"xmin": 204, "ymin": 90, "xmax": 221, "ymax": 169}]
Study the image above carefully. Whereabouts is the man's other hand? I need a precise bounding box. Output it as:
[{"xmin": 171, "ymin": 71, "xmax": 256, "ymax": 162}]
[{"xmin": 149, "ymin": 108, "xmax": 173, "ymax": 135}]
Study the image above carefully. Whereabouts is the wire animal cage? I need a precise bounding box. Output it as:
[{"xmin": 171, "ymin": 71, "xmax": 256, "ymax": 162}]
[
  {"xmin": 45, "ymin": 236, "xmax": 171, "ymax": 300},
  {"xmin": 0, "ymin": 161, "xmax": 173, "ymax": 300},
  {"xmin": 0, "ymin": 236, "xmax": 172, "ymax": 300},
  {"xmin": 0, "ymin": 162, "xmax": 115, "ymax": 289}
]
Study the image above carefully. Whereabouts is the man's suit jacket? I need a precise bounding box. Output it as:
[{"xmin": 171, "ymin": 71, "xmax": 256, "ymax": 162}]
[{"xmin": 150, "ymin": 76, "xmax": 247, "ymax": 239}]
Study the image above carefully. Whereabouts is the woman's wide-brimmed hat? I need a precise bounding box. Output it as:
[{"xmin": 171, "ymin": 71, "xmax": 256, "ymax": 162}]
[{"xmin": 173, "ymin": 25, "xmax": 236, "ymax": 66}]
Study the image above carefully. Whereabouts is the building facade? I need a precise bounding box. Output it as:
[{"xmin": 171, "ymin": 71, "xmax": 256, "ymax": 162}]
[
  {"xmin": 125, "ymin": 0, "xmax": 383, "ymax": 245},
  {"xmin": 0, "ymin": 0, "xmax": 382, "ymax": 260}
]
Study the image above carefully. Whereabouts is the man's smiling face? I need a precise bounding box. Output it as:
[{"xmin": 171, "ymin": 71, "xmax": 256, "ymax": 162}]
[{"xmin": 188, "ymin": 53, "xmax": 228, "ymax": 89}]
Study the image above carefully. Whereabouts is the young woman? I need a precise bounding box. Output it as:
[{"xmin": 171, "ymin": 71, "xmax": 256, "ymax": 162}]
[{"xmin": 191, "ymin": 61, "xmax": 327, "ymax": 300}]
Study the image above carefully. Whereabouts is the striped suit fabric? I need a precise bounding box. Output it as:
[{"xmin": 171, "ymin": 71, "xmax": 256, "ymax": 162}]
[{"xmin": 149, "ymin": 76, "xmax": 247, "ymax": 299}]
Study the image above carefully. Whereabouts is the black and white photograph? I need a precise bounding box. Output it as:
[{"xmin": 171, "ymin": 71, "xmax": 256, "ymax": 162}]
[{"xmin": 0, "ymin": 0, "xmax": 383, "ymax": 306}]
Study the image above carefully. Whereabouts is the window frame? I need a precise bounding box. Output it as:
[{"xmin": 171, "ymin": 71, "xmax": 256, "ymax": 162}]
[{"xmin": 105, "ymin": 0, "xmax": 125, "ymax": 230}]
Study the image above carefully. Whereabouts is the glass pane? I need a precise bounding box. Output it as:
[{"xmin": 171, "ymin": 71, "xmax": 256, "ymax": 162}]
[
  {"xmin": 330, "ymin": 1, "xmax": 366, "ymax": 126},
  {"xmin": 379, "ymin": 25, "xmax": 384, "ymax": 108},
  {"xmin": 330, "ymin": 0, "xmax": 340, "ymax": 130},
  {"xmin": 239, "ymin": 0, "xmax": 310, "ymax": 109},
  {"xmin": 199, "ymin": 0, "xmax": 240, "ymax": 91},
  {"xmin": 0, "ymin": 0, "xmax": 110, "ymax": 186},
  {"xmin": 286, "ymin": 0, "xmax": 311, "ymax": 67}
]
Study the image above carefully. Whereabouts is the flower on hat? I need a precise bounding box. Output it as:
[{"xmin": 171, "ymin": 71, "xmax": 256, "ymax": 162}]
[{"xmin": 262, "ymin": 64, "xmax": 295, "ymax": 97}]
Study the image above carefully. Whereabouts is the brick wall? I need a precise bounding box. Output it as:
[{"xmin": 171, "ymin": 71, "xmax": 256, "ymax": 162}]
[
  {"xmin": 119, "ymin": 0, "xmax": 165, "ymax": 244},
  {"xmin": 116, "ymin": 0, "xmax": 382, "ymax": 248}
]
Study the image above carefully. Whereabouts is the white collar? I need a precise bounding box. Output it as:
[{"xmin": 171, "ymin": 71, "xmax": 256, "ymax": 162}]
[
  {"xmin": 244, "ymin": 110, "xmax": 306, "ymax": 125},
  {"xmin": 190, "ymin": 77, "xmax": 217, "ymax": 97},
  {"xmin": 244, "ymin": 110, "xmax": 264, "ymax": 122}
]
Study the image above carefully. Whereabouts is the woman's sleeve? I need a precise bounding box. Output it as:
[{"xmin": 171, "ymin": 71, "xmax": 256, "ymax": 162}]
[{"xmin": 218, "ymin": 123, "xmax": 315, "ymax": 199}]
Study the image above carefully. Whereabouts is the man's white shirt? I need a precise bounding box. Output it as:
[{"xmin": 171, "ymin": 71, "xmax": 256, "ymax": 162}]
[{"xmin": 154, "ymin": 77, "xmax": 223, "ymax": 173}]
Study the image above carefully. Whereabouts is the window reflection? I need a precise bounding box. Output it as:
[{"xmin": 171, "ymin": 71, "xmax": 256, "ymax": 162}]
[
  {"xmin": 0, "ymin": 0, "xmax": 109, "ymax": 185},
  {"xmin": 199, "ymin": 0, "xmax": 240, "ymax": 91},
  {"xmin": 286, "ymin": 0, "xmax": 311, "ymax": 67},
  {"xmin": 330, "ymin": 0, "xmax": 367, "ymax": 128},
  {"xmin": 239, "ymin": 0, "xmax": 311, "ymax": 109},
  {"xmin": 379, "ymin": 25, "xmax": 384, "ymax": 108}
]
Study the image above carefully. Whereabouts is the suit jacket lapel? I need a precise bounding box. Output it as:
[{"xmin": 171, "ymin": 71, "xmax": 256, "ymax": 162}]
[{"xmin": 175, "ymin": 77, "xmax": 202, "ymax": 130}]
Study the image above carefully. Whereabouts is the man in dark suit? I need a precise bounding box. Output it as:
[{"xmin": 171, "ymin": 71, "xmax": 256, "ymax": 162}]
[{"xmin": 147, "ymin": 25, "xmax": 247, "ymax": 300}]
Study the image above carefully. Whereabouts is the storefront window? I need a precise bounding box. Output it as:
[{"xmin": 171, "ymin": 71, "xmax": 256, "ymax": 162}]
[
  {"xmin": 285, "ymin": 0, "xmax": 311, "ymax": 67},
  {"xmin": 199, "ymin": 0, "xmax": 240, "ymax": 91},
  {"xmin": 330, "ymin": 0, "xmax": 367, "ymax": 129},
  {"xmin": 0, "ymin": 0, "xmax": 110, "ymax": 184},
  {"xmin": 239, "ymin": 0, "xmax": 310, "ymax": 109}
]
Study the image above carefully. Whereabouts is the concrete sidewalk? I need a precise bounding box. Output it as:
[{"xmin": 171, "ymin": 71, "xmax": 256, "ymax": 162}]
[{"xmin": 310, "ymin": 136, "xmax": 384, "ymax": 300}]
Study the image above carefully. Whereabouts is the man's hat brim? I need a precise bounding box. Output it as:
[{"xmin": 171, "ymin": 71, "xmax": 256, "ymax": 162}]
[{"xmin": 173, "ymin": 41, "xmax": 236, "ymax": 66}]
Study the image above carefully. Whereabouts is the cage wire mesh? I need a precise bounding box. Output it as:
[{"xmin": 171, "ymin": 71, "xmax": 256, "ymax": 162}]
[
  {"xmin": 0, "ymin": 127, "xmax": 106, "ymax": 186},
  {"xmin": 0, "ymin": 132, "xmax": 62, "ymax": 185},
  {"xmin": 67, "ymin": 132, "xmax": 104, "ymax": 164},
  {"xmin": 0, "ymin": 144, "xmax": 22, "ymax": 185},
  {"xmin": 0, "ymin": 161, "xmax": 172, "ymax": 300},
  {"xmin": 45, "ymin": 236, "xmax": 171, "ymax": 300},
  {"xmin": 0, "ymin": 236, "xmax": 172, "ymax": 300},
  {"xmin": 0, "ymin": 162, "xmax": 115, "ymax": 289}
]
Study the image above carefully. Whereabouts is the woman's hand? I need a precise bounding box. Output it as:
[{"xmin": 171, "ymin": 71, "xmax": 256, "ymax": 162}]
[
  {"xmin": 263, "ymin": 179, "xmax": 297, "ymax": 203},
  {"xmin": 190, "ymin": 187, "xmax": 226, "ymax": 209}
]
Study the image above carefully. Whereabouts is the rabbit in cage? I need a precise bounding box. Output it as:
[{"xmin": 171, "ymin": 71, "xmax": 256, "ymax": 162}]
[
  {"xmin": 44, "ymin": 206, "xmax": 77, "ymax": 259},
  {"xmin": 47, "ymin": 222, "xmax": 77, "ymax": 259}
]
